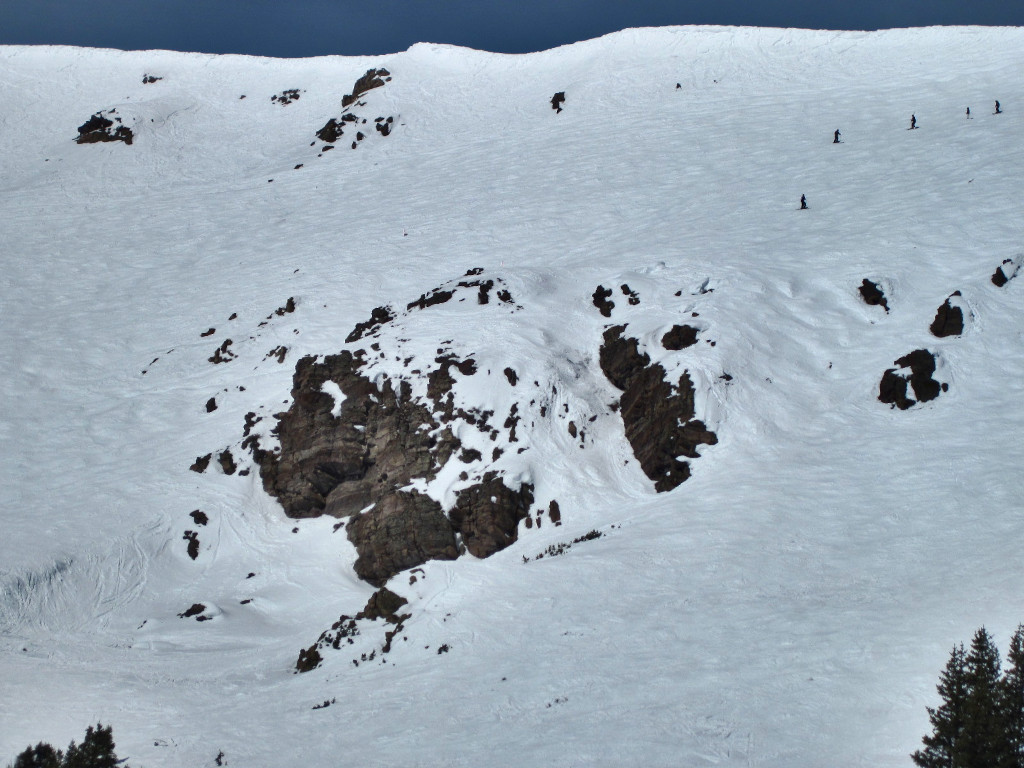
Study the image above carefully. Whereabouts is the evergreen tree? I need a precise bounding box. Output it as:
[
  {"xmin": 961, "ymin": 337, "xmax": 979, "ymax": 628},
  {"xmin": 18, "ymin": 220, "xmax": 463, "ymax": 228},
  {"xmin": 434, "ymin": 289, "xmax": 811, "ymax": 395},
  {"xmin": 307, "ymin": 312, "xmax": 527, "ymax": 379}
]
[
  {"xmin": 1001, "ymin": 625, "xmax": 1024, "ymax": 768},
  {"xmin": 913, "ymin": 642, "xmax": 968, "ymax": 768},
  {"xmin": 62, "ymin": 724, "xmax": 119, "ymax": 768},
  {"xmin": 10, "ymin": 743, "xmax": 62, "ymax": 768},
  {"xmin": 957, "ymin": 627, "xmax": 1009, "ymax": 768},
  {"xmin": 6, "ymin": 724, "xmax": 123, "ymax": 768}
]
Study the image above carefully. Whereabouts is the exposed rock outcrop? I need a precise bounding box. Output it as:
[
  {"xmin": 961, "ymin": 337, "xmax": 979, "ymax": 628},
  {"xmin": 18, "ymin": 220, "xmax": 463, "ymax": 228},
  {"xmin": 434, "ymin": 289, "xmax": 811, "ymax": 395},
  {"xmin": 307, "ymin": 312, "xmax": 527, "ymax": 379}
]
[
  {"xmin": 295, "ymin": 587, "xmax": 411, "ymax": 672},
  {"xmin": 600, "ymin": 325, "xmax": 717, "ymax": 492},
  {"xmin": 859, "ymin": 279, "xmax": 889, "ymax": 312},
  {"xmin": 448, "ymin": 472, "xmax": 534, "ymax": 558},
  {"xmin": 878, "ymin": 349, "xmax": 946, "ymax": 410},
  {"xmin": 930, "ymin": 292, "xmax": 964, "ymax": 337},
  {"xmin": 346, "ymin": 491, "xmax": 459, "ymax": 587},
  {"xmin": 992, "ymin": 258, "xmax": 1020, "ymax": 287},
  {"xmin": 251, "ymin": 350, "xmax": 452, "ymax": 519},
  {"xmin": 76, "ymin": 111, "xmax": 133, "ymax": 145},
  {"xmin": 342, "ymin": 68, "xmax": 391, "ymax": 108},
  {"xmin": 315, "ymin": 69, "xmax": 395, "ymax": 150},
  {"xmin": 661, "ymin": 324, "xmax": 699, "ymax": 350}
]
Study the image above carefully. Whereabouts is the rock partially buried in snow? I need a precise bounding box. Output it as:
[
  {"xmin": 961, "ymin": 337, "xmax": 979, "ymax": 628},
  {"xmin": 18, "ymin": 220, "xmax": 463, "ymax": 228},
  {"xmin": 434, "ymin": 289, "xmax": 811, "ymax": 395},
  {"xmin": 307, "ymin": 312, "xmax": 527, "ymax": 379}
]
[
  {"xmin": 859, "ymin": 279, "xmax": 889, "ymax": 312},
  {"xmin": 992, "ymin": 257, "xmax": 1021, "ymax": 287},
  {"xmin": 342, "ymin": 68, "xmax": 391, "ymax": 108},
  {"xmin": 600, "ymin": 325, "xmax": 717, "ymax": 492},
  {"xmin": 929, "ymin": 292, "xmax": 965, "ymax": 337},
  {"xmin": 76, "ymin": 111, "xmax": 133, "ymax": 145},
  {"xmin": 878, "ymin": 349, "xmax": 947, "ymax": 410},
  {"xmin": 661, "ymin": 324, "xmax": 699, "ymax": 350}
]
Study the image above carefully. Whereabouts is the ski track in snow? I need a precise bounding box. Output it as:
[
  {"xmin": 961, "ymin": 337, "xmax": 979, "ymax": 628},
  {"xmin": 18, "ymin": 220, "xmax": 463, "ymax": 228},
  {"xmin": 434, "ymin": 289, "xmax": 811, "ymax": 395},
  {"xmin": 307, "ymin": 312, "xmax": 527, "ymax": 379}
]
[{"xmin": 2, "ymin": 25, "xmax": 1024, "ymax": 767}]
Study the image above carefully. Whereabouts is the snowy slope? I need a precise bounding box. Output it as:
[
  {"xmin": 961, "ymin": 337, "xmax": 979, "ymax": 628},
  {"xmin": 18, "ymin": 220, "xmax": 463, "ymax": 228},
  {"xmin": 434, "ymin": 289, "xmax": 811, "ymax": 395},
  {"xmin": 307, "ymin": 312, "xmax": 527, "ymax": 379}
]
[{"xmin": 2, "ymin": 25, "xmax": 1024, "ymax": 767}]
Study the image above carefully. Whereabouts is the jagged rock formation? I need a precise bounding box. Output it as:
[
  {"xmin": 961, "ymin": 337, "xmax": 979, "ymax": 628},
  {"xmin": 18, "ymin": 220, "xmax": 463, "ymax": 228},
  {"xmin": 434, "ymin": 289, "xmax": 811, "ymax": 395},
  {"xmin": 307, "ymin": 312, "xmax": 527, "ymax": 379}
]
[
  {"xmin": 930, "ymin": 292, "xmax": 964, "ymax": 337},
  {"xmin": 346, "ymin": 491, "xmax": 458, "ymax": 587},
  {"xmin": 343, "ymin": 68, "xmax": 391, "ymax": 108},
  {"xmin": 859, "ymin": 279, "xmax": 889, "ymax": 312},
  {"xmin": 246, "ymin": 272, "xmax": 541, "ymax": 587},
  {"xmin": 249, "ymin": 350, "xmax": 453, "ymax": 519},
  {"xmin": 448, "ymin": 472, "xmax": 534, "ymax": 558},
  {"xmin": 246, "ymin": 269, "xmax": 717, "ymax": 589},
  {"xmin": 600, "ymin": 325, "xmax": 717, "ymax": 492},
  {"xmin": 315, "ymin": 69, "xmax": 395, "ymax": 151},
  {"xmin": 76, "ymin": 111, "xmax": 133, "ymax": 145},
  {"xmin": 878, "ymin": 349, "xmax": 947, "ymax": 410}
]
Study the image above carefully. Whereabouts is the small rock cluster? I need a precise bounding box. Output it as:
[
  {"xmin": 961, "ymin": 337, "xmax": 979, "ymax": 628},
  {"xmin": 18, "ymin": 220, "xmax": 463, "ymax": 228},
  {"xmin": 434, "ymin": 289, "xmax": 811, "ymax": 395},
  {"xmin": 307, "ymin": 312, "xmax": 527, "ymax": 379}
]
[
  {"xmin": 76, "ymin": 111, "xmax": 133, "ymax": 145},
  {"xmin": 296, "ymin": 587, "xmax": 411, "ymax": 672},
  {"xmin": 315, "ymin": 68, "xmax": 396, "ymax": 152}
]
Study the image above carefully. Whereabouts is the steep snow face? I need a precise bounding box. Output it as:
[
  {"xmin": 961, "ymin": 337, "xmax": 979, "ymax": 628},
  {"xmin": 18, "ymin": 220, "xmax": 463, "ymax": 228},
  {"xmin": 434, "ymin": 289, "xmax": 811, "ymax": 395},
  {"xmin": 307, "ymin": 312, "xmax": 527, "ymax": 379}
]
[{"xmin": 2, "ymin": 25, "xmax": 1024, "ymax": 768}]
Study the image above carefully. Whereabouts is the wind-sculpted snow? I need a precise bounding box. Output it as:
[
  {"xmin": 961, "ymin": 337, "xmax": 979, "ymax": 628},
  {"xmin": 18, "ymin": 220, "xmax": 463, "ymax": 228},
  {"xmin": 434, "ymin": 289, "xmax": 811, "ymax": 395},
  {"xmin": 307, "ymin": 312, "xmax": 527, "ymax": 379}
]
[{"xmin": 5, "ymin": 25, "xmax": 1024, "ymax": 768}]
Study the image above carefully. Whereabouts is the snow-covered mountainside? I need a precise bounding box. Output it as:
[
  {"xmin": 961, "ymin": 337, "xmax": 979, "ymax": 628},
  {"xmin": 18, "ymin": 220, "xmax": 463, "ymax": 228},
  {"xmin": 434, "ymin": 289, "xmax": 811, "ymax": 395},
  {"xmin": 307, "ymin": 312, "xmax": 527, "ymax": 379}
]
[{"xmin": 2, "ymin": 25, "xmax": 1024, "ymax": 767}]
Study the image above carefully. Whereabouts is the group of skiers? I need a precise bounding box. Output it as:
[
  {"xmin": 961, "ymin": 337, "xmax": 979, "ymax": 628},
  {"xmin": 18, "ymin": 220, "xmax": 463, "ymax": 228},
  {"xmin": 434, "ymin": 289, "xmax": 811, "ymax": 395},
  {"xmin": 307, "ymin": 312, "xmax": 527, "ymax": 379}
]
[{"xmin": 801, "ymin": 101, "xmax": 1003, "ymax": 209}]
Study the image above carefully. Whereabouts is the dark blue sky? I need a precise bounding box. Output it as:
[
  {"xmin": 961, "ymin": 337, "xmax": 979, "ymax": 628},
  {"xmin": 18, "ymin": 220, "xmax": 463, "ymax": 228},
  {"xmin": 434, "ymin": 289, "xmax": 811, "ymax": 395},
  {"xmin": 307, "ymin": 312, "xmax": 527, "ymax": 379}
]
[{"xmin": 2, "ymin": 0, "xmax": 1023, "ymax": 57}]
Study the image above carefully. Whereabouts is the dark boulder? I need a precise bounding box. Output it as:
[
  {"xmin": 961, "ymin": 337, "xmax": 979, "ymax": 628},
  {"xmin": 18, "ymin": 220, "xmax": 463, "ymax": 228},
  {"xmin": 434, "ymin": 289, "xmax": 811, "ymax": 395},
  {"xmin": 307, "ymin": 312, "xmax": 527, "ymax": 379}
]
[
  {"xmin": 356, "ymin": 587, "xmax": 409, "ymax": 622},
  {"xmin": 930, "ymin": 293, "xmax": 964, "ymax": 337},
  {"xmin": 592, "ymin": 285, "xmax": 615, "ymax": 317},
  {"xmin": 878, "ymin": 349, "xmax": 945, "ymax": 410},
  {"xmin": 316, "ymin": 118, "xmax": 343, "ymax": 143},
  {"xmin": 662, "ymin": 324, "xmax": 699, "ymax": 350},
  {"xmin": 992, "ymin": 259, "xmax": 1019, "ymax": 287},
  {"xmin": 859, "ymin": 279, "xmax": 889, "ymax": 312}
]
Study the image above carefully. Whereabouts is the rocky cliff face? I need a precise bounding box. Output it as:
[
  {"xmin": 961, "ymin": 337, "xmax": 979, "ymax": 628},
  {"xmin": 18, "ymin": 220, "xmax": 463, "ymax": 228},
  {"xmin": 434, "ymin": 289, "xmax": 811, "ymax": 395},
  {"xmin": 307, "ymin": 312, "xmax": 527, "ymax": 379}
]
[
  {"xmin": 245, "ymin": 269, "xmax": 721, "ymax": 591},
  {"xmin": 246, "ymin": 271, "xmax": 546, "ymax": 588},
  {"xmin": 250, "ymin": 350, "xmax": 454, "ymax": 519},
  {"xmin": 599, "ymin": 325, "xmax": 717, "ymax": 492}
]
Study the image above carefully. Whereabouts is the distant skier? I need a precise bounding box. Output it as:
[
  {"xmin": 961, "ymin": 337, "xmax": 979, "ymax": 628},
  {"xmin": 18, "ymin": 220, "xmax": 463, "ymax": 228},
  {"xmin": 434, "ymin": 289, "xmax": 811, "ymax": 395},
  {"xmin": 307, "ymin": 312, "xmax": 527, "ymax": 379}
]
[
  {"xmin": 910, "ymin": 114, "xmax": 917, "ymax": 130},
  {"xmin": 995, "ymin": 100, "xmax": 1002, "ymax": 114},
  {"xmin": 966, "ymin": 106, "xmax": 971, "ymax": 119},
  {"xmin": 834, "ymin": 129, "xmax": 841, "ymax": 143},
  {"xmin": 800, "ymin": 194, "xmax": 808, "ymax": 210}
]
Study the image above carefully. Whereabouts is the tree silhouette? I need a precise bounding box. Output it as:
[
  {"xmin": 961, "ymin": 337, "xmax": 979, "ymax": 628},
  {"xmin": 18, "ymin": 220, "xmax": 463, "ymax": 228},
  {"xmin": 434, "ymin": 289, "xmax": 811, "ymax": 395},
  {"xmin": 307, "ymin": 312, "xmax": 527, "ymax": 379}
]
[
  {"xmin": 1002, "ymin": 626, "xmax": 1024, "ymax": 768},
  {"xmin": 913, "ymin": 642, "xmax": 968, "ymax": 768}
]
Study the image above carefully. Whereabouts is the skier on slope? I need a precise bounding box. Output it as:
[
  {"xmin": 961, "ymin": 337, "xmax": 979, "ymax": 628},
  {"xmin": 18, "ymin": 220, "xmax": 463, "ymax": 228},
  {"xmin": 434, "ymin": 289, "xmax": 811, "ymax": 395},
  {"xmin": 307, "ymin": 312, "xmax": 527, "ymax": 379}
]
[
  {"xmin": 834, "ymin": 129, "xmax": 841, "ymax": 143},
  {"xmin": 995, "ymin": 100, "xmax": 1002, "ymax": 114},
  {"xmin": 910, "ymin": 114, "xmax": 917, "ymax": 129},
  {"xmin": 800, "ymin": 194, "xmax": 808, "ymax": 210}
]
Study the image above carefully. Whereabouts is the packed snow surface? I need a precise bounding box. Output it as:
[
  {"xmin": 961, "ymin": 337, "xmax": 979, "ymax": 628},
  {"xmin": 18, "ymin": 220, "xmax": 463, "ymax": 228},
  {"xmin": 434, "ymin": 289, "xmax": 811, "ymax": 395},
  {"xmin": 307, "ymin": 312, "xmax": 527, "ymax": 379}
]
[{"xmin": 2, "ymin": 25, "xmax": 1024, "ymax": 767}]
